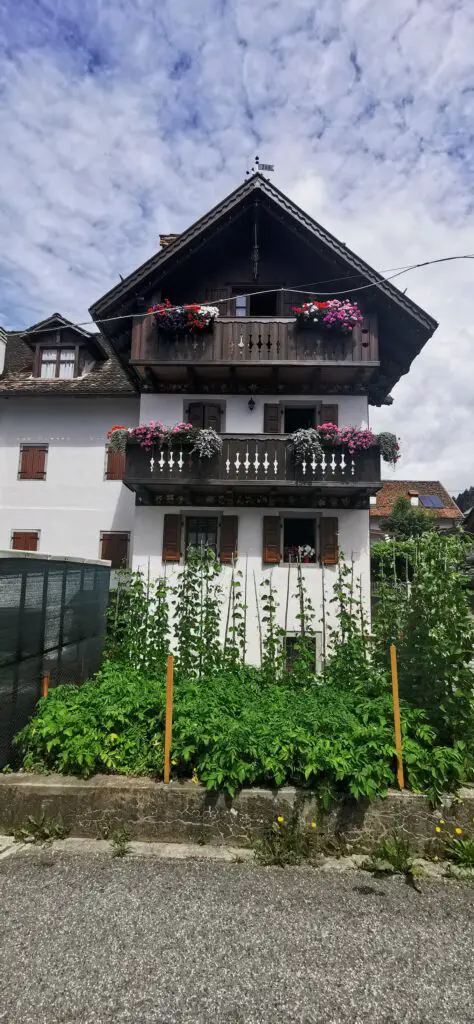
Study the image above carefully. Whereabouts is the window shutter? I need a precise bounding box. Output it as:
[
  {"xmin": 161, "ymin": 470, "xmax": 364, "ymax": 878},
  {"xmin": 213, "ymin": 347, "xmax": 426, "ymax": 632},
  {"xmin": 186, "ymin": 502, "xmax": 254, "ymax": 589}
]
[
  {"xmin": 320, "ymin": 404, "xmax": 339, "ymax": 426},
  {"xmin": 12, "ymin": 532, "xmax": 38, "ymax": 551},
  {"xmin": 219, "ymin": 516, "xmax": 238, "ymax": 565},
  {"xmin": 101, "ymin": 533, "xmax": 129, "ymax": 568},
  {"xmin": 187, "ymin": 403, "xmax": 205, "ymax": 428},
  {"xmin": 106, "ymin": 448, "xmax": 125, "ymax": 480},
  {"xmin": 264, "ymin": 404, "xmax": 280, "ymax": 433},
  {"xmin": 263, "ymin": 516, "xmax": 281, "ymax": 564},
  {"xmin": 204, "ymin": 404, "xmax": 222, "ymax": 432},
  {"xmin": 203, "ymin": 286, "xmax": 232, "ymax": 316},
  {"xmin": 162, "ymin": 514, "xmax": 181, "ymax": 563},
  {"xmin": 20, "ymin": 446, "xmax": 47, "ymax": 480},
  {"xmin": 320, "ymin": 517, "xmax": 339, "ymax": 565}
]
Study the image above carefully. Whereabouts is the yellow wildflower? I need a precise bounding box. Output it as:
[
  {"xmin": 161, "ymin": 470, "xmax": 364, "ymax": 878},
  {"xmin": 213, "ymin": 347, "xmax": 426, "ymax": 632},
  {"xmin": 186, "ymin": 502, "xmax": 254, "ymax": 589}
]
[
  {"xmin": 310, "ymin": 821, "xmax": 317, "ymax": 829},
  {"xmin": 435, "ymin": 827, "xmax": 441, "ymax": 833},
  {"xmin": 455, "ymin": 827, "xmax": 463, "ymax": 835},
  {"xmin": 277, "ymin": 816, "xmax": 284, "ymax": 824},
  {"xmin": 439, "ymin": 819, "xmax": 445, "ymax": 825},
  {"xmin": 433, "ymin": 856, "xmax": 439, "ymax": 862}
]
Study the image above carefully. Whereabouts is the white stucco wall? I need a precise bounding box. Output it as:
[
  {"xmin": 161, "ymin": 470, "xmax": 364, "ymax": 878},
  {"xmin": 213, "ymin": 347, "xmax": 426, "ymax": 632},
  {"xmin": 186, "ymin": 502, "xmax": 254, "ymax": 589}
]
[
  {"xmin": 132, "ymin": 504, "xmax": 371, "ymax": 667},
  {"xmin": 0, "ymin": 397, "xmax": 138, "ymax": 559},
  {"xmin": 139, "ymin": 393, "xmax": 369, "ymax": 432}
]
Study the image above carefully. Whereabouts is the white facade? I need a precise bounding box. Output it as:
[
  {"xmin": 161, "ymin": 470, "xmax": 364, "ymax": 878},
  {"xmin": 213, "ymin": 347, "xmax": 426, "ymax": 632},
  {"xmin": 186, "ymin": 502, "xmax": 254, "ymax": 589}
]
[
  {"xmin": 0, "ymin": 396, "xmax": 138, "ymax": 558},
  {"xmin": 132, "ymin": 392, "xmax": 372, "ymax": 666}
]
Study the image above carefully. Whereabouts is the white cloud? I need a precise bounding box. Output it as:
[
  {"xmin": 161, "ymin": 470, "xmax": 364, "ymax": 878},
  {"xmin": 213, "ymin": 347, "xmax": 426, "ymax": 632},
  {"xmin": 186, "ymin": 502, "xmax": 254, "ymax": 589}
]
[{"xmin": 0, "ymin": 0, "xmax": 473, "ymax": 490}]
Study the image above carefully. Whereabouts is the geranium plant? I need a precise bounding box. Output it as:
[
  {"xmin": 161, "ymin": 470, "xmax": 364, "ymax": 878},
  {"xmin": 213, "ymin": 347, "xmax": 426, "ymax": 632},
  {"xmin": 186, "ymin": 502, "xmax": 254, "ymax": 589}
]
[
  {"xmin": 148, "ymin": 299, "xmax": 219, "ymax": 335},
  {"xmin": 287, "ymin": 428, "xmax": 324, "ymax": 466},
  {"xmin": 284, "ymin": 545, "xmax": 316, "ymax": 563},
  {"xmin": 107, "ymin": 422, "xmax": 222, "ymax": 460},
  {"xmin": 287, "ymin": 423, "xmax": 400, "ymax": 466},
  {"xmin": 293, "ymin": 298, "xmax": 364, "ymax": 334}
]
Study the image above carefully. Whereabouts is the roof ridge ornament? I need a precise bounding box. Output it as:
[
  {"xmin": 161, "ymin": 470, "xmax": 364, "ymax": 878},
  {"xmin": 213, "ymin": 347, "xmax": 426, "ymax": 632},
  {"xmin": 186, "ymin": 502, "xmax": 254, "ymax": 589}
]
[{"xmin": 246, "ymin": 155, "xmax": 275, "ymax": 178}]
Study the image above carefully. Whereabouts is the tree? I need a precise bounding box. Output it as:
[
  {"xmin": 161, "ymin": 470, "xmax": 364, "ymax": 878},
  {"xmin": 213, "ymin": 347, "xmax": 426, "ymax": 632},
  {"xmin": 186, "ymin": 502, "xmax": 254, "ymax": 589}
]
[
  {"xmin": 380, "ymin": 496, "xmax": 437, "ymax": 539},
  {"xmin": 455, "ymin": 486, "xmax": 474, "ymax": 513}
]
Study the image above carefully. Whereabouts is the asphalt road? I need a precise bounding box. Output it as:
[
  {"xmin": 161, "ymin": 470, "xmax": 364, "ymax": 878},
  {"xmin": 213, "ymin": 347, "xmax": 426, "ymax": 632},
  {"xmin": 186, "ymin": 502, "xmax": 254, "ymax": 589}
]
[{"xmin": 1, "ymin": 849, "xmax": 473, "ymax": 1024}]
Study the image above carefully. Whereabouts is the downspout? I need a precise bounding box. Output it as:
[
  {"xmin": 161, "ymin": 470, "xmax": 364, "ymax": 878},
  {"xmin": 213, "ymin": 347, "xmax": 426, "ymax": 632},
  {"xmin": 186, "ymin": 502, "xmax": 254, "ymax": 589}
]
[{"xmin": 0, "ymin": 327, "xmax": 6, "ymax": 375}]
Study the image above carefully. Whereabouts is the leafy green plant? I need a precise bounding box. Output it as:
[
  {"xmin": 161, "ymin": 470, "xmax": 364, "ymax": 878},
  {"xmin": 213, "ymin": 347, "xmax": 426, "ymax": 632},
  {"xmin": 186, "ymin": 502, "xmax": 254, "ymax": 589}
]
[
  {"xmin": 254, "ymin": 813, "xmax": 318, "ymax": 866},
  {"xmin": 380, "ymin": 496, "xmax": 437, "ymax": 539},
  {"xmin": 105, "ymin": 567, "xmax": 169, "ymax": 677},
  {"xmin": 368, "ymin": 834, "xmax": 413, "ymax": 874},
  {"xmin": 260, "ymin": 575, "xmax": 285, "ymax": 683},
  {"xmin": 173, "ymin": 546, "xmax": 222, "ymax": 679},
  {"xmin": 13, "ymin": 814, "xmax": 69, "ymax": 844},
  {"xmin": 432, "ymin": 819, "xmax": 474, "ymax": 868},
  {"xmin": 110, "ymin": 828, "xmax": 131, "ymax": 858},
  {"xmin": 223, "ymin": 561, "xmax": 247, "ymax": 670}
]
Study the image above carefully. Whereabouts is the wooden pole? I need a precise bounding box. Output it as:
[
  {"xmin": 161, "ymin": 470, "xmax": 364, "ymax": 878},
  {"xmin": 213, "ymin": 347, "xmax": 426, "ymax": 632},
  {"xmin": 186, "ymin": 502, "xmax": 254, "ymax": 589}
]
[
  {"xmin": 163, "ymin": 655, "xmax": 174, "ymax": 785},
  {"xmin": 41, "ymin": 673, "xmax": 50, "ymax": 699},
  {"xmin": 389, "ymin": 644, "xmax": 405, "ymax": 789}
]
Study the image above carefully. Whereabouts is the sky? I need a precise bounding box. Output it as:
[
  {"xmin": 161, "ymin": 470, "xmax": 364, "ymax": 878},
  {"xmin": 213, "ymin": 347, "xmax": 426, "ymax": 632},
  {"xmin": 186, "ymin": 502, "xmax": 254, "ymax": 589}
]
[{"xmin": 0, "ymin": 0, "xmax": 473, "ymax": 493}]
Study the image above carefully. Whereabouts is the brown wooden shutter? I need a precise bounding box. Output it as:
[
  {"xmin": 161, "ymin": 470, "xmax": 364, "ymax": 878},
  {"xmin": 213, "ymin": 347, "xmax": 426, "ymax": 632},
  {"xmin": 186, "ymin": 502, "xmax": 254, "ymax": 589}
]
[
  {"xmin": 264, "ymin": 404, "xmax": 280, "ymax": 433},
  {"xmin": 19, "ymin": 446, "xmax": 47, "ymax": 480},
  {"xmin": 263, "ymin": 516, "xmax": 281, "ymax": 564},
  {"xmin": 11, "ymin": 531, "xmax": 39, "ymax": 551},
  {"xmin": 320, "ymin": 517, "xmax": 339, "ymax": 565},
  {"xmin": 162, "ymin": 514, "xmax": 181, "ymax": 562},
  {"xmin": 203, "ymin": 286, "xmax": 232, "ymax": 316},
  {"xmin": 106, "ymin": 448, "xmax": 125, "ymax": 480},
  {"xmin": 187, "ymin": 403, "xmax": 205, "ymax": 428},
  {"xmin": 101, "ymin": 533, "xmax": 129, "ymax": 568},
  {"xmin": 320, "ymin": 404, "xmax": 339, "ymax": 426},
  {"xmin": 282, "ymin": 291, "xmax": 303, "ymax": 317},
  {"xmin": 204, "ymin": 404, "xmax": 222, "ymax": 432},
  {"xmin": 219, "ymin": 516, "xmax": 238, "ymax": 565}
]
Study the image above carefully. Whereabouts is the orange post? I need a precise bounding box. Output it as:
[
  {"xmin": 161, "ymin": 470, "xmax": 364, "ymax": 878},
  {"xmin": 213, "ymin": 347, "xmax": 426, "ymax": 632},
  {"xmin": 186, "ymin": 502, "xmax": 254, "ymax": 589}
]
[
  {"xmin": 163, "ymin": 655, "xmax": 174, "ymax": 784},
  {"xmin": 41, "ymin": 673, "xmax": 50, "ymax": 699},
  {"xmin": 390, "ymin": 644, "xmax": 405, "ymax": 789}
]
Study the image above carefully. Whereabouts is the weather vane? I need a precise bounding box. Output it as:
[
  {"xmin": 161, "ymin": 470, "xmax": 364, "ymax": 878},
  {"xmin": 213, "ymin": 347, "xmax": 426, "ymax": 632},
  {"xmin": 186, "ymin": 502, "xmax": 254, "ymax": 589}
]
[{"xmin": 246, "ymin": 155, "xmax": 275, "ymax": 177}]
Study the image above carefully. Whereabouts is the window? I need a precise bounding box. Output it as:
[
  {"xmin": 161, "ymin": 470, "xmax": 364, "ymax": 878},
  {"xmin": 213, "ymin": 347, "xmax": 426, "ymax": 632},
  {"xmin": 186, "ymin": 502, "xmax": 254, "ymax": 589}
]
[
  {"xmin": 284, "ymin": 407, "xmax": 317, "ymax": 432},
  {"xmin": 420, "ymin": 495, "xmax": 444, "ymax": 509},
  {"xmin": 40, "ymin": 348, "xmax": 76, "ymax": 379},
  {"xmin": 187, "ymin": 403, "xmax": 222, "ymax": 431},
  {"xmin": 100, "ymin": 532, "xmax": 130, "ymax": 568},
  {"xmin": 18, "ymin": 445, "xmax": 48, "ymax": 480},
  {"xmin": 11, "ymin": 531, "xmax": 39, "ymax": 551},
  {"xmin": 283, "ymin": 517, "xmax": 316, "ymax": 563},
  {"xmin": 235, "ymin": 295, "xmax": 247, "ymax": 317},
  {"xmin": 249, "ymin": 291, "xmax": 278, "ymax": 316},
  {"xmin": 185, "ymin": 516, "xmax": 218, "ymax": 555},
  {"xmin": 285, "ymin": 633, "xmax": 322, "ymax": 675},
  {"xmin": 105, "ymin": 447, "xmax": 125, "ymax": 481}
]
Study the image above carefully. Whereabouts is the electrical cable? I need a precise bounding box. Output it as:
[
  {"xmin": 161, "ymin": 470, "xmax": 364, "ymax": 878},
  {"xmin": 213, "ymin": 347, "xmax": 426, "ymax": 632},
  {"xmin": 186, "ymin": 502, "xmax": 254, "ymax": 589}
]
[{"xmin": 6, "ymin": 252, "xmax": 474, "ymax": 337}]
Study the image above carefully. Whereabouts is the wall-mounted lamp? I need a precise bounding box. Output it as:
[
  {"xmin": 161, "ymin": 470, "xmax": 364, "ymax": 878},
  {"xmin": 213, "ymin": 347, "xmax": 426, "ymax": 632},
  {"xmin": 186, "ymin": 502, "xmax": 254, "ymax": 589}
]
[{"xmin": 248, "ymin": 397, "xmax": 256, "ymax": 412}]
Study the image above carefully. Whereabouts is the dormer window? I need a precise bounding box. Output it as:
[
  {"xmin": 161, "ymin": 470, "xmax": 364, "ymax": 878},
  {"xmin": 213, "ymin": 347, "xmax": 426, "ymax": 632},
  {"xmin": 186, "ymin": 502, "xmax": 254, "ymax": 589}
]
[{"xmin": 40, "ymin": 347, "xmax": 77, "ymax": 379}]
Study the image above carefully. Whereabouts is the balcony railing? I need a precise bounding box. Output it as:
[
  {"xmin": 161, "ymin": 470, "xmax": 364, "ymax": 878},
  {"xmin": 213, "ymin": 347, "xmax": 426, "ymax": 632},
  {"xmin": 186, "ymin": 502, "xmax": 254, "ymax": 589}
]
[
  {"xmin": 124, "ymin": 435, "xmax": 381, "ymax": 490},
  {"xmin": 131, "ymin": 316, "xmax": 379, "ymax": 366}
]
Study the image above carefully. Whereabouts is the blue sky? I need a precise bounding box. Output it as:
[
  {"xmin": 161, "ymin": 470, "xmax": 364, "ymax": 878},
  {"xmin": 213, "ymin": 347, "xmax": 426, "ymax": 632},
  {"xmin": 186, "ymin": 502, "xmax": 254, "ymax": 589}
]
[{"xmin": 1, "ymin": 0, "xmax": 473, "ymax": 490}]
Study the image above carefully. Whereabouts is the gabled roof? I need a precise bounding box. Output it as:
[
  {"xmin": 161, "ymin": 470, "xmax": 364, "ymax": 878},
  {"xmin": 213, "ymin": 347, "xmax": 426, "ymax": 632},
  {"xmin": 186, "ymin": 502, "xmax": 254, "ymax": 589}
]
[
  {"xmin": 370, "ymin": 481, "xmax": 462, "ymax": 522},
  {"xmin": 90, "ymin": 173, "xmax": 437, "ymax": 334},
  {"xmin": 0, "ymin": 332, "xmax": 136, "ymax": 397},
  {"xmin": 22, "ymin": 312, "xmax": 108, "ymax": 360}
]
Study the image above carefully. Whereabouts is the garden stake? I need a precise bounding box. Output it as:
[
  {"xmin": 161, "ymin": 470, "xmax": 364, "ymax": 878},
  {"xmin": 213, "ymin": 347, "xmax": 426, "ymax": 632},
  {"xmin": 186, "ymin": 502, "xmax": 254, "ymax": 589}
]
[
  {"xmin": 242, "ymin": 554, "xmax": 248, "ymax": 664},
  {"xmin": 284, "ymin": 555, "xmax": 292, "ymax": 637},
  {"xmin": 41, "ymin": 673, "xmax": 50, "ymax": 699},
  {"xmin": 321, "ymin": 562, "xmax": 327, "ymax": 671},
  {"xmin": 163, "ymin": 655, "xmax": 174, "ymax": 785},
  {"xmin": 390, "ymin": 644, "xmax": 405, "ymax": 789},
  {"xmin": 253, "ymin": 570, "xmax": 263, "ymax": 664}
]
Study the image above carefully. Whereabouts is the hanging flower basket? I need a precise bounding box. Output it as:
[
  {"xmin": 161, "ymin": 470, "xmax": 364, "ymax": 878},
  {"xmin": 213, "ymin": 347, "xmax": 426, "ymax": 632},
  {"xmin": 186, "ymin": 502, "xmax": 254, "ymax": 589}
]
[
  {"xmin": 148, "ymin": 299, "xmax": 219, "ymax": 338},
  {"xmin": 293, "ymin": 299, "xmax": 363, "ymax": 334}
]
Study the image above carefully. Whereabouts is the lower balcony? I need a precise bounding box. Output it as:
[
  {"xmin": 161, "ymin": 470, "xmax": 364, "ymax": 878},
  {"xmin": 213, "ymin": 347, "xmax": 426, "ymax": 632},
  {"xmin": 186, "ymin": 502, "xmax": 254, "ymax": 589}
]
[{"xmin": 124, "ymin": 435, "xmax": 381, "ymax": 508}]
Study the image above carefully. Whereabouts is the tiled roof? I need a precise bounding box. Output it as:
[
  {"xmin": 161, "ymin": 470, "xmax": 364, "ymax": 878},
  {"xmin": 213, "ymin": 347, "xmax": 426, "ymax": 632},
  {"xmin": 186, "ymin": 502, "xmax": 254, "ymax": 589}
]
[
  {"xmin": 0, "ymin": 334, "xmax": 136, "ymax": 397},
  {"xmin": 370, "ymin": 480, "xmax": 462, "ymax": 521}
]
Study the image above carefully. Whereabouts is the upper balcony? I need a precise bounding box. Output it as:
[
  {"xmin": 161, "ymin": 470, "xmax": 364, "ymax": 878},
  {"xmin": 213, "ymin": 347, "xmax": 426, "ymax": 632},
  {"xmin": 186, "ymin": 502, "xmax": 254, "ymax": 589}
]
[
  {"xmin": 124, "ymin": 434, "xmax": 381, "ymax": 508},
  {"xmin": 130, "ymin": 315, "xmax": 379, "ymax": 393}
]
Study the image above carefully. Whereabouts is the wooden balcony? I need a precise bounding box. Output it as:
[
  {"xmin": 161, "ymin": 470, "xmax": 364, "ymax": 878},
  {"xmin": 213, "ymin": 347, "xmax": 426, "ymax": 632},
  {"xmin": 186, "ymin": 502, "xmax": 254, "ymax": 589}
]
[
  {"xmin": 130, "ymin": 316, "xmax": 379, "ymax": 393},
  {"xmin": 124, "ymin": 435, "xmax": 381, "ymax": 508}
]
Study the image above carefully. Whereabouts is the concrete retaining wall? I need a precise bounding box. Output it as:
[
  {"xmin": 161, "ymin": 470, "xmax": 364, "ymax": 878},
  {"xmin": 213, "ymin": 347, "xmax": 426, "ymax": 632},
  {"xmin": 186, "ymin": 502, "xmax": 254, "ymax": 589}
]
[{"xmin": 1, "ymin": 775, "xmax": 473, "ymax": 853}]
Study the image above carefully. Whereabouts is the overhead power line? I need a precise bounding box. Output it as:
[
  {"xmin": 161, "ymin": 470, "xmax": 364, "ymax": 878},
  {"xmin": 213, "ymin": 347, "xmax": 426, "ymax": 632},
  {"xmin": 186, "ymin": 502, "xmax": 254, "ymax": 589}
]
[{"xmin": 6, "ymin": 253, "xmax": 474, "ymax": 337}]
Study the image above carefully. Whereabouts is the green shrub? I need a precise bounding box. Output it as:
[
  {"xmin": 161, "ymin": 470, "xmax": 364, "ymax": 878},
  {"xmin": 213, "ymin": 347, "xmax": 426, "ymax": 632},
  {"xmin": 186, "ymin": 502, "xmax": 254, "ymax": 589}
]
[{"xmin": 15, "ymin": 662, "xmax": 468, "ymax": 800}]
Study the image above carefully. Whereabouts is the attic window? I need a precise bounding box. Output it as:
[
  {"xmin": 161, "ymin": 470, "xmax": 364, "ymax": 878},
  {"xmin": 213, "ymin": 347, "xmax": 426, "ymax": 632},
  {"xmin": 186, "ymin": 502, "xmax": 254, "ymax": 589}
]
[
  {"xmin": 420, "ymin": 495, "xmax": 444, "ymax": 509},
  {"xmin": 39, "ymin": 348, "xmax": 76, "ymax": 379}
]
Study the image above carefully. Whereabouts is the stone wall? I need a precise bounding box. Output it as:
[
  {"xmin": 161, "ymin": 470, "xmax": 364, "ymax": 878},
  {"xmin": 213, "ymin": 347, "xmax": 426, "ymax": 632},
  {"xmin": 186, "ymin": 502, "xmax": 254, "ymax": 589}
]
[{"xmin": 1, "ymin": 775, "xmax": 473, "ymax": 853}]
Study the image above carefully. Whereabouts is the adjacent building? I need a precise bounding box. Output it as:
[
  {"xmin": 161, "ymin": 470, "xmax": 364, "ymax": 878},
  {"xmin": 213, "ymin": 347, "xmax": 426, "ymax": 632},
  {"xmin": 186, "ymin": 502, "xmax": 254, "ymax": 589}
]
[
  {"xmin": 369, "ymin": 480, "xmax": 462, "ymax": 544},
  {"xmin": 1, "ymin": 174, "xmax": 438, "ymax": 664}
]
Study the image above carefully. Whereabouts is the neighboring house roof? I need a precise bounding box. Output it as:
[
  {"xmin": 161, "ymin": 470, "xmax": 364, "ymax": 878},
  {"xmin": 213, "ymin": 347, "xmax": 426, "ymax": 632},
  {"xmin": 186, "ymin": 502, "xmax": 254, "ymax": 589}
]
[
  {"xmin": 370, "ymin": 481, "xmax": 462, "ymax": 522},
  {"xmin": 0, "ymin": 332, "xmax": 136, "ymax": 397}
]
